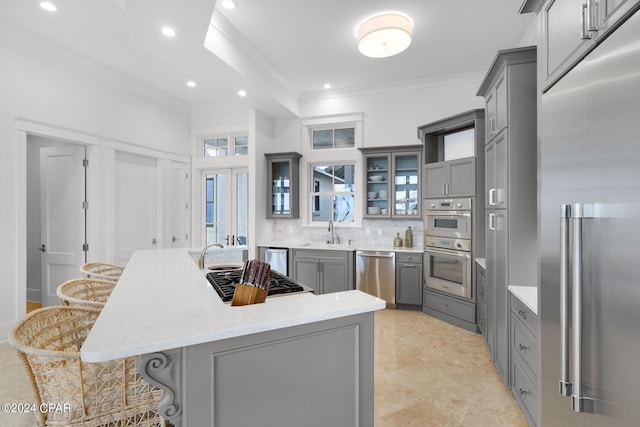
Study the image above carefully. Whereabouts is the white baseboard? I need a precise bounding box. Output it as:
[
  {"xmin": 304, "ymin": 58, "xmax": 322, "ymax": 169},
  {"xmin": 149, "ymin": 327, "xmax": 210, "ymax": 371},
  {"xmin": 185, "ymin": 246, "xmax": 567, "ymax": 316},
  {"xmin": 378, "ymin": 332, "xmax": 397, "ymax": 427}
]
[{"xmin": 27, "ymin": 288, "xmax": 41, "ymax": 303}]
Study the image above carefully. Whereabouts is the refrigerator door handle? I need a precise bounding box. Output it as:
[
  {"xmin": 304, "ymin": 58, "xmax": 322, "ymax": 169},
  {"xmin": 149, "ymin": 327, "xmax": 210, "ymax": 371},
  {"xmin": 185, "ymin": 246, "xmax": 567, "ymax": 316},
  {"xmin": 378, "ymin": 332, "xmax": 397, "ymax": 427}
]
[
  {"xmin": 570, "ymin": 203, "xmax": 594, "ymax": 413},
  {"xmin": 559, "ymin": 204, "xmax": 572, "ymax": 397}
]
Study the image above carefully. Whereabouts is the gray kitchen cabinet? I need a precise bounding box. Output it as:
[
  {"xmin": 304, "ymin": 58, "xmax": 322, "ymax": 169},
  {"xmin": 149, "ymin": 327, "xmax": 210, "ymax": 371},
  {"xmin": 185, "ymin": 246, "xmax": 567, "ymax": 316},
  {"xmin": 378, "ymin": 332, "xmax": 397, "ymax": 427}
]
[
  {"xmin": 395, "ymin": 252, "xmax": 423, "ymax": 307},
  {"xmin": 360, "ymin": 147, "xmax": 422, "ymax": 219},
  {"xmin": 484, "ymin": 130, "xmax": 509, "ymax": 210},
  {"xmin": 538, "ymin": 0, "xmax": 640, "ymax": 91},
  {"xmin": 476, "ymin": 262, "xmax": 487, "ymax": 340},
  {"xmin": 423, "ymin": 158, "xmax": 476, "ymax": 199},
  {"xmin": 484, "ymin": 70, "xmax": 507, "ymax": 141},
  {"xmin": 510, "ymin": 293, "xmax": 539, "ymax": 427},
  {"xmin": 266, "ymin": 152, "xmax": 301, "ymax": 219},
  {"xmin": 291, "ymin": 249, "xmax": 354, "ymax": 295},
  {"xmin": 477, "ymin": 46, "xmax": 537, "ymax": 386},
  {"xmin": 486, "ymin": 210, "xmax": 509, "ymax": 384}
]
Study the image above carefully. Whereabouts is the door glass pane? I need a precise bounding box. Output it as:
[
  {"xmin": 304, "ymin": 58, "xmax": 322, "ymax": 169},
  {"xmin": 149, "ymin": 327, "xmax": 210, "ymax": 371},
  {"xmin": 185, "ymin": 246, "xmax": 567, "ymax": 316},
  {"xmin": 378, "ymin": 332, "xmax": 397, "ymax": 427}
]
[
  {"xmin": 205, "ymin": 173, "xmax": 226, "ymax": 244},
  {"xmin": 236, "ymin": 172, "xmax": 248, "ymax": 245},
  {"xmin": 271, "ymin": 161, "xmax": 291, "ymax": 216},
  {"xmin": 394, "ymin": 154, "xmax": 419, "ymax": 216},
  {"xmin": 430, "ymin": 255, "xmax": 463, "ymax": 284}
]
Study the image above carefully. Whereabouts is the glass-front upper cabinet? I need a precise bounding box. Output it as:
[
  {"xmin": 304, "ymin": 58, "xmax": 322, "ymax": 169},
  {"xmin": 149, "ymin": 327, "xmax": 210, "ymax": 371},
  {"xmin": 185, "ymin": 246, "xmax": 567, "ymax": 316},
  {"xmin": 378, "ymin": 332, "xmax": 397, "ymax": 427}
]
[
  {"xmin": 361, "ymin": 147, "xmax": 422, "ymax": 219},
  {"xmin": 365, "ymin": 154, "xmax": 391, "ymax": 218},
  {"xmin": 265, "ymin": 152, "xmax": 302, "ymax": 219},
  {"xmin": 393, "ymin": 153, "xmax": 420, "ymax": 217}
]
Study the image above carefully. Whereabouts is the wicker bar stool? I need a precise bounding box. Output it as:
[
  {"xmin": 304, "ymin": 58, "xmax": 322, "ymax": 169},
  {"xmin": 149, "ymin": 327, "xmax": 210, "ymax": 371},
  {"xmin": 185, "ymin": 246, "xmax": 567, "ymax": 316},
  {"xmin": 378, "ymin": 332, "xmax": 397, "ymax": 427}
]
[
  {"xmin": 57, "ymin": 278, "xmax": 116, "ymax": 310},
  {"xmin": 8, "ymin": 306, "xmax": 163, "ymax": 427},
  {"xmin": 79, "ymin": 262, "xmax": 124, "ymax": 282}
]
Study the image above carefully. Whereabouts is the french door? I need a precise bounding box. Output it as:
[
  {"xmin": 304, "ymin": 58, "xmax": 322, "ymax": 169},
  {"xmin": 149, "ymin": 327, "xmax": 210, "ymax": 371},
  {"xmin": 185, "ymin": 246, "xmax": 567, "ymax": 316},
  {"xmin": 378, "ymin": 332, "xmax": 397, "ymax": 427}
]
[{"xmin": 202, "ymin": 168, "xmax": 248, "ymax": 246}]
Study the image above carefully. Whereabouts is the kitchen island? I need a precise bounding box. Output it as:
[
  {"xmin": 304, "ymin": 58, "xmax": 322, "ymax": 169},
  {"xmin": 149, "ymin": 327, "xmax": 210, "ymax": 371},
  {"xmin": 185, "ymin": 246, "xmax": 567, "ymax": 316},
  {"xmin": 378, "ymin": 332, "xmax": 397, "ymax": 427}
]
[{"xmin": 81, "ymin": 249, "xmax": 385, "ymax": 426}]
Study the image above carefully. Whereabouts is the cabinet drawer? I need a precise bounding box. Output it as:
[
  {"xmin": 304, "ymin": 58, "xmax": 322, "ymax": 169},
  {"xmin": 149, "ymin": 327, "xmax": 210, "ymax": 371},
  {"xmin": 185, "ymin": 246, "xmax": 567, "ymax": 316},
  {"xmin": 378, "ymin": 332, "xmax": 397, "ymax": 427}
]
[
  {"xmin": 423, "ymin": 290, "xmax": 475, "ymax": 323},
  {"xmin": 511, "ymin": 314, "xmax": 539, "ymax": 379},
  {"xmin": 512, "ymin": 359, "xmax": 539, "ymax": 427},
  {"xmin": 511, "ymin": 295, "xmax": 537, "ymax": 334},
  {"xmin": 396, "ymin": 252, "xmax": 422, "ymax": 264}
]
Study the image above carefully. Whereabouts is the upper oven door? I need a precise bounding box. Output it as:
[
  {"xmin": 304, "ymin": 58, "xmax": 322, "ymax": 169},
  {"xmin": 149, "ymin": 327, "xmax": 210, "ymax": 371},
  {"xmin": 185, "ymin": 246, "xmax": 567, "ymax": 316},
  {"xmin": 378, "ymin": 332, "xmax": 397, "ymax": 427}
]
[
  {"xmin": 424, "ymin": 210, "xmax": 472, "ymax": 239},
  {"xmin": 424, "ymin": 247, "xmax": 472, "ymax": 299}
]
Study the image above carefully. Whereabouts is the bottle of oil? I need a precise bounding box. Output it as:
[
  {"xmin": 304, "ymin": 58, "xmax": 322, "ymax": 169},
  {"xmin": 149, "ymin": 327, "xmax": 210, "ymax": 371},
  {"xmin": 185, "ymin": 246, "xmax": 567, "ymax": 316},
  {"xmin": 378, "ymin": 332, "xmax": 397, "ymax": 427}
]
[{"xmin": 405, "ymin": 226, "xmax": 413, "ymax": 248}]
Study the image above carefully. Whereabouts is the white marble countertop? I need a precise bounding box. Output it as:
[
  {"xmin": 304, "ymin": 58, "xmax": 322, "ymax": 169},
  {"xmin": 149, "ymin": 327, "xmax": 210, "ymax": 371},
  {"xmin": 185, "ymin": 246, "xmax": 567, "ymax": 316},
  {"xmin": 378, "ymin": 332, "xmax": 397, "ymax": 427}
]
[
  {"xmin": 475, "ymin": 257, "xmax": 486, "ymax": 270},
  {"xmin": 259, "ymin": 241, "xmax": 423, "ymax": 253},
  {"xmin": 508, "ymin": 286, "xmax": 538, "ymax": 315},
  {"xmin": 81, "ymin": 249, "xmax": 386, "ymax": 363}
]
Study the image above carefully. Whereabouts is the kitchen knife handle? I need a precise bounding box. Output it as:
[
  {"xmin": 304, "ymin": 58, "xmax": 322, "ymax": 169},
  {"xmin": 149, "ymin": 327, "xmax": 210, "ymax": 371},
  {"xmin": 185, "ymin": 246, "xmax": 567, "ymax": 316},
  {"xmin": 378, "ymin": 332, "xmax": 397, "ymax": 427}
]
[{"xmin": 559, "ymin": 204, "xmax": 572, "ymax": 397}]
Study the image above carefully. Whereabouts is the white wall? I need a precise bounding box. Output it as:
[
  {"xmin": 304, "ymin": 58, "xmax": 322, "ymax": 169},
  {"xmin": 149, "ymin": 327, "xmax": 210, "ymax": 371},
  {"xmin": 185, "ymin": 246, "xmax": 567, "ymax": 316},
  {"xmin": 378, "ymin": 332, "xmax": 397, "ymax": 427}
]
[{"xmin": 0, "ymin": 37, "xmax": 190, "ymax": 341}]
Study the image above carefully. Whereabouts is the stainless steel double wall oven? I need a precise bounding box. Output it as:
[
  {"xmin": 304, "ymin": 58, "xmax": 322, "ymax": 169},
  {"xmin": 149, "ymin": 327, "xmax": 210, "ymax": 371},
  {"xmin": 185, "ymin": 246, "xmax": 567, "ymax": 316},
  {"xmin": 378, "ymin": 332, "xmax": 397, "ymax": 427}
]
[{"xmin": 423, "ymin": 198, "xmax": 473, "ymax": 299}]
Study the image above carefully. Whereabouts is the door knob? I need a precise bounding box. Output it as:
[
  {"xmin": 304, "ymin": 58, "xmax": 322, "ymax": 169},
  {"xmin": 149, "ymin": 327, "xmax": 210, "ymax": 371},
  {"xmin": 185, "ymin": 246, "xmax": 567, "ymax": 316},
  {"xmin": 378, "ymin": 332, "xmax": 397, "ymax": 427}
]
[
  {"xmin": 172, "ymin": 236, "xmax": 179, "ymax": 243},
  {"xmin": 39, "ymin": 244, "xmax": 46, "ymax": 252},
  {"xmin": 152, "ymin": 238, "xmax": 158, "ymax": 245}
]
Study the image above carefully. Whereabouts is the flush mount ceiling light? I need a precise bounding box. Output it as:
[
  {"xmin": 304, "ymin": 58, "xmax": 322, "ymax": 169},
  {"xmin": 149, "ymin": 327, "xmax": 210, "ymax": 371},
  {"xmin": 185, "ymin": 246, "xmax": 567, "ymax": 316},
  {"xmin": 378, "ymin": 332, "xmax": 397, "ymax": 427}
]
[
  {"xmin": 323, "ymin": 83, "xmax": 331, "ymax": 89},
  {"xmin": 186, "ymin": 81, "xmax": 197, "ymax": 87},
  {"xmin": 40, "ymin": 1, "xmax": 57, "ymax": 12},
  {"xmin": 357, "ymin": 12, "xmax": 413, "ymax": 58},
  {"xmin": 238, "ymin": 89, "xmax": 247, "ymax": 97}
]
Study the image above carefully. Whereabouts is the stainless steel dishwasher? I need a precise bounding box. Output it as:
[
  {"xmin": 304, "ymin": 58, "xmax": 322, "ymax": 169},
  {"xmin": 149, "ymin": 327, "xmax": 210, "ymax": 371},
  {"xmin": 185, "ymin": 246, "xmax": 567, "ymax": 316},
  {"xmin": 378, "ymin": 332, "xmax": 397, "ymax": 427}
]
[{"xmin": 355, "ymin": 251, "xmax": 395, "ymax": 307}]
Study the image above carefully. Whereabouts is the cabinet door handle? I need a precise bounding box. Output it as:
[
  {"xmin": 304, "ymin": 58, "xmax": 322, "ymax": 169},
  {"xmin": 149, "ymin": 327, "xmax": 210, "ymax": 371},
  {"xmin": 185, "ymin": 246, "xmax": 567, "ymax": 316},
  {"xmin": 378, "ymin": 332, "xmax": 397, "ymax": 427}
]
[
  {"xmin": 489, "ymin": 116, "xmax": 496, "ymax": 133},
  {"xmin": 581, "ymin": 3, "xmax": 592, "ymax": 40},
  {"xmin": 489, "ymin": 213, "xmax": 496, "ymax": 231},
  {"xmin": 442, "ymin": 184, "xmax": 447, "ymax": 195},
  {"xmin": 518, "ymin": 310, "xmax": 527, "ymax": 320},
  {"xmin": 560, "ymin": 204, "xmax": 571, "ymax": 397},
  {"xmin": 586, "ymin": 0, "xmax": 598, "ymax": 32},
  {"xmin": 489, "ymin": 188, "xmax": 496, "ymax": 206},
  {"xmin": 519, "ymin": 388, "xmax": 528, "ymax": 397},
  {"xmin": 519, "ymin": 344, "xmax": 528, "ymax": 352},
  {"xmin": 403, "ymin": 264, "xmax": 416, "ymax": 268}
]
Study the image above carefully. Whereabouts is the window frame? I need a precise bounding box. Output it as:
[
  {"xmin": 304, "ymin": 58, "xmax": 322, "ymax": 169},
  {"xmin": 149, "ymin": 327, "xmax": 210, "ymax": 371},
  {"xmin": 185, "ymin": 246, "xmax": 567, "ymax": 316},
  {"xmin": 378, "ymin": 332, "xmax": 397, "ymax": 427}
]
[
  {"xmin": 308, "ymin": 161, "xmax": 357, "ymax": 225},
  {"xmin": 203, "ymin": 133, "xmax": 249, "ymax": 158}
]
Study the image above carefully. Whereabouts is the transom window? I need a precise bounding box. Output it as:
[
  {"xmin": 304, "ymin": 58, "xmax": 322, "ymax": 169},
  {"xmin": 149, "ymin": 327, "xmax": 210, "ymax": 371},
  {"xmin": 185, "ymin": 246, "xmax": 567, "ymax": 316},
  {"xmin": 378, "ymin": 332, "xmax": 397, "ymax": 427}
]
[
  {"xmin": 312, "ymin": 127, "xmax": 355, "ymax": 149},
  {"xmin": 204, "ymin": 135, "xmax": 248, "ymax": 157},
  {"xmin": 310, "ymin": 163, "xmax": 355, "ymax": 223}
]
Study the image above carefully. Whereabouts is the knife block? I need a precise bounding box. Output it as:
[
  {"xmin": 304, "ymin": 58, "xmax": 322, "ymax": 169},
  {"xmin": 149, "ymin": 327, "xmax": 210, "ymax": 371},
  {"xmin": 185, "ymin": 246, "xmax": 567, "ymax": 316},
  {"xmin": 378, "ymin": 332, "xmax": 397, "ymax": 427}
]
[{"xmin": 230, "ymin": 283, "xmax": 267, "ymax": 306}]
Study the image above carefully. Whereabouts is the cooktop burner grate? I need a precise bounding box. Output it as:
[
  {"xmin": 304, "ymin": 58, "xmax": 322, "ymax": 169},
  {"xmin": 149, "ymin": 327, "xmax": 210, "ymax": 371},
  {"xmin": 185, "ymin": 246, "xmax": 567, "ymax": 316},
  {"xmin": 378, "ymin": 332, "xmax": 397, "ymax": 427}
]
[{"xmin": 206, "ymin": 270, "xmax": 306, "ymax": 302}]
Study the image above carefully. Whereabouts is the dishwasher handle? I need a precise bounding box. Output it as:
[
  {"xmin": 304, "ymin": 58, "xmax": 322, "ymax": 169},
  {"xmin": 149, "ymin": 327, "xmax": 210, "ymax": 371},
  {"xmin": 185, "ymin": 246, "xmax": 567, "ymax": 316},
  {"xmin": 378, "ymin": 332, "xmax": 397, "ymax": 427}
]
[{"xmin": 357, "ymin": 253, "xmax": 395, "ymax": 258}]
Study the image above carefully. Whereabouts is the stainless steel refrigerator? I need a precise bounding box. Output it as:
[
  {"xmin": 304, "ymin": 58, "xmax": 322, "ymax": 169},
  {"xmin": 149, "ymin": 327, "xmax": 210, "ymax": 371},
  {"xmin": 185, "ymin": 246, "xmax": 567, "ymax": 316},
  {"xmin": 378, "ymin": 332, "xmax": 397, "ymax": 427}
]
[{"xmin": 540, "ymin": 8, "xmax": 640, "ymax": 426}]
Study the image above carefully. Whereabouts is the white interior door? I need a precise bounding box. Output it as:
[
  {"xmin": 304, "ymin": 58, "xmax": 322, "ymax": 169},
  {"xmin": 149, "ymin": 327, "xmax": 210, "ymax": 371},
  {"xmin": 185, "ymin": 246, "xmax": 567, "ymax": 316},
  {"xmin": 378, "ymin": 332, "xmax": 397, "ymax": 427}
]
[
  {"xmin": 114, "ymin": 151, "xmax": 158, "ymax": 265},
  {"xmin": 168, "ymin": 161, "xmax": 190, "ymax": 248},
  {"xmin": 40, "ymin": 145, "xmax": 86, "ymax": 306}
]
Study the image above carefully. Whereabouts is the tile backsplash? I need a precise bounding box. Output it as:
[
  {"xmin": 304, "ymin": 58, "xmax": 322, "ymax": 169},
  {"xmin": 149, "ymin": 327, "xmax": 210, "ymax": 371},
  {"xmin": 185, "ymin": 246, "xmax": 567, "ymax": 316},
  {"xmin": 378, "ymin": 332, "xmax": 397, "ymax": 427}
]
[{"xmin": 257, "ymin": 218, "xmax": 424, "ymax": 249}]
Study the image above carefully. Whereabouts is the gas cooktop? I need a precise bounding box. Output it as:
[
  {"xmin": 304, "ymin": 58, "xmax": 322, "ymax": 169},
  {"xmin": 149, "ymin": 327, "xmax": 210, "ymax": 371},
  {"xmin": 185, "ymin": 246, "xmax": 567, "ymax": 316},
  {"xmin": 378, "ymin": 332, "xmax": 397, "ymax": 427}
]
[{"xmin": 206, "ymin": 270, "xmax": 311, "ymax": 302}]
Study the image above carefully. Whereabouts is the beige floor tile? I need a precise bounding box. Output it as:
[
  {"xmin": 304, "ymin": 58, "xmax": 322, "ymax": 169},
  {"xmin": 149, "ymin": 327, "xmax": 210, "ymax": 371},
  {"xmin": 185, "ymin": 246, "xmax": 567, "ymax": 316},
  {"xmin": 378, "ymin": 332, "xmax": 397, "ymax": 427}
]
[{"xmin": 0, "ymin": 308, "xmax": 527, "ymax": 426}]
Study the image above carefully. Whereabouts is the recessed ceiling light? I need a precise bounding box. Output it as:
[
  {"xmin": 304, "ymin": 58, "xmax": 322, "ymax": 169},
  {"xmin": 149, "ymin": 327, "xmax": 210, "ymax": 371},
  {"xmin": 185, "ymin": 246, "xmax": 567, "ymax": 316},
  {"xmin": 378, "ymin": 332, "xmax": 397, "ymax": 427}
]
[
  {"xmin": 323, "ymin": 83, "xmax": 331, "ymax": 89},
  {"xmin": 40, "ymin": 2, "xmax": 57, "ymax": 12},
  {"xmin": 187, "ymin": 81, "xmax": 197, "ymax": 88},
  {"xmin": 221, "ymin": 0, "xmax": 237, "ymax": 10},
  {"xmin": 161, "ymin": 27, "xmax": 176, "ymax": 38},
  {"xmin": 238, "ymin": 90, "xmax": 247, "ymax": 97}
]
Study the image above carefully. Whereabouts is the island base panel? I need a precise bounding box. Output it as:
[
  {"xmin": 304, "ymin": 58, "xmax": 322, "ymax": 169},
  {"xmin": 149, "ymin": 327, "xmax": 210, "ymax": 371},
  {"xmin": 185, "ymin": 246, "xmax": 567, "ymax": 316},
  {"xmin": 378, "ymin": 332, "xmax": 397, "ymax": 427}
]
[{"xmin": 185, "ymin": 312, "xmax": 374, "ymax": 426}]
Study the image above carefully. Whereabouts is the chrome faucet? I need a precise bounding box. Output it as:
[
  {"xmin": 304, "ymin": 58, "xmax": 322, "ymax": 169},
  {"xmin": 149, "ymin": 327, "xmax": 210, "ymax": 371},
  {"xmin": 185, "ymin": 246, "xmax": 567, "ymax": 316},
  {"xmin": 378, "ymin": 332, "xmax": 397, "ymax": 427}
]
[
  {"xmin": 198, "ymin": 242, "xmax": 224, "ymax": 269},
  {"xmin": 327, "ymin": 220, "xmax": 340, "ymax": 244}
]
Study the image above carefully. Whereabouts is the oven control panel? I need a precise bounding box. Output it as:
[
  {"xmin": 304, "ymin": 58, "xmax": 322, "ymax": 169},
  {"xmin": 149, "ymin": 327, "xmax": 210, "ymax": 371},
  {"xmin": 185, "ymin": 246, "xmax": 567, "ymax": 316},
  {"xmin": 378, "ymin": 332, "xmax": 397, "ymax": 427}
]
[
  {"xmin": 424, "ymin": 236, "xmax": 471, "ymax": 252},
  {"xmin": 425, "ymin": 198, "xmax": 472, "ymax": 211}
]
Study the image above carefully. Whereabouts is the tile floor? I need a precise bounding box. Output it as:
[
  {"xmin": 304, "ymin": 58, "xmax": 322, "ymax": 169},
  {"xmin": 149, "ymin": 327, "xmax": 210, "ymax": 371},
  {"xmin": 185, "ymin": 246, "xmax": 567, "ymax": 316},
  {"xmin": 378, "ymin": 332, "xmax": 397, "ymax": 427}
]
[{"xmin": 0, "ymin": 308, "xmax": 526, "ymax": 426}]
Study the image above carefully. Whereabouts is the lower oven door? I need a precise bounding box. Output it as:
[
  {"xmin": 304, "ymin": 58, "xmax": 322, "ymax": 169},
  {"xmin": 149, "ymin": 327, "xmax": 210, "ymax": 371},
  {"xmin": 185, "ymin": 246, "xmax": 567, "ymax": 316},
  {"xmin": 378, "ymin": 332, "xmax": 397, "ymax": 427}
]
[{"xmin": 424, "ymin": 247, "xmax": 472, "ymax": 299}]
